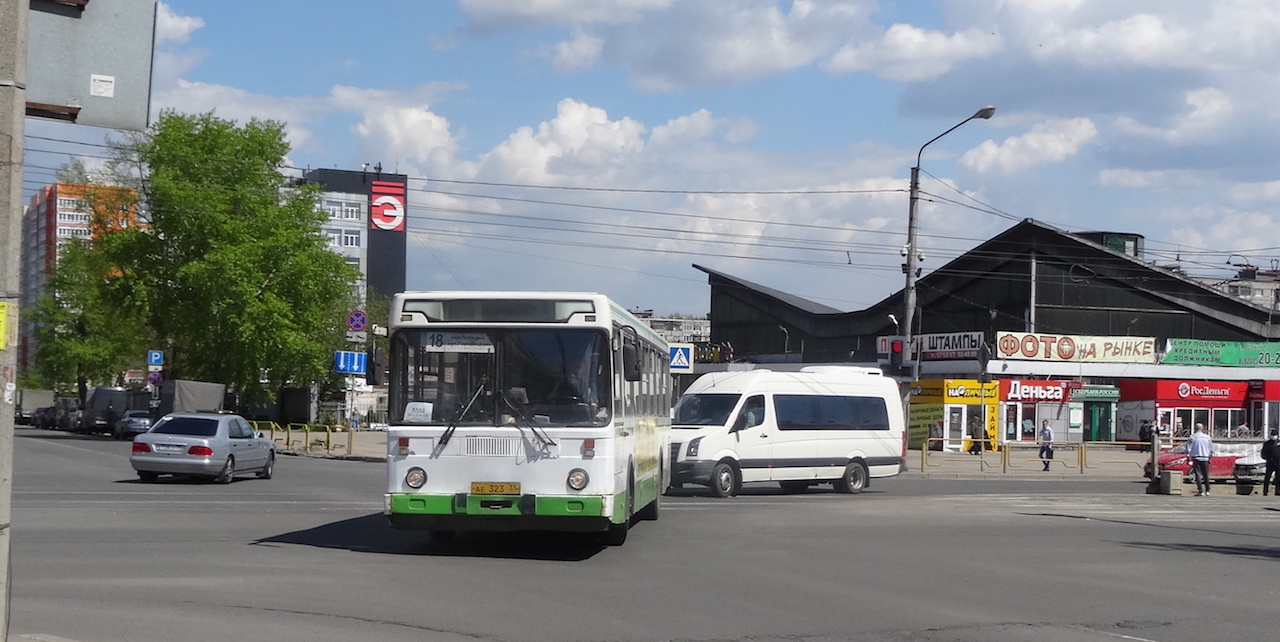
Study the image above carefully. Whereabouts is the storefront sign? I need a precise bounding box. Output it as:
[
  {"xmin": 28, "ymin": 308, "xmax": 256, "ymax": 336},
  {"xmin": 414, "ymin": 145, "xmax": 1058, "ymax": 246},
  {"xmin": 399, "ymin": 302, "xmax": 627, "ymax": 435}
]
[
  {"xmin": 910, "ymin": 379, "xmax": 998, "ymax": 403},
  {"xmin": 995, "ymin": 332, "xmax": 1157, "ymax": 363},
  {"xmin": 1000, "ymin": 379, "xmax": 1067, "ymax": 401},
  {"xmin": 1069, "ymin": 385, "xmax": 1120, "ymax": 402},
  {"xmin": 1161, "ymin": 339, "xmax": 1280, "ymax": 367},
  {"xmin": 918, "ymin": 332, "xmax": 984, "ymax": 360}
]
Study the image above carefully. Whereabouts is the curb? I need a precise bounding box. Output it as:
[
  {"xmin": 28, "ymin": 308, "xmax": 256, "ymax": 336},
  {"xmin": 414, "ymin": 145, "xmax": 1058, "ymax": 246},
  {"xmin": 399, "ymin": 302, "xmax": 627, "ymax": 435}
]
[{"xmin": 277, "ymin": 449, "xmax": 383, "ymax": 463}]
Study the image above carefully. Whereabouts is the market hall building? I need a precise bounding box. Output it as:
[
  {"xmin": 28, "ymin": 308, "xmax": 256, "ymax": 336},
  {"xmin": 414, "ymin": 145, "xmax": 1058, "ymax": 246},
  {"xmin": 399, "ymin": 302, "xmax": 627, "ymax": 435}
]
[{"xmin": 691, "ymin": 219, "xmax": 1280, "ymax": 449}]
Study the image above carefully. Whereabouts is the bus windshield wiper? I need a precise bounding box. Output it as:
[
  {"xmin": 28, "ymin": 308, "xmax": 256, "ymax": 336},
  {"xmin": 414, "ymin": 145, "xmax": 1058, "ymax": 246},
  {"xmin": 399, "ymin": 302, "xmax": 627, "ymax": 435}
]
[
  {"xmin": 439, "ymin": 379, "xmax": 486, "ymax": 448},
  {"xmin": 500, "ymin": 390, "xmax": 556, "ymax": 448}
]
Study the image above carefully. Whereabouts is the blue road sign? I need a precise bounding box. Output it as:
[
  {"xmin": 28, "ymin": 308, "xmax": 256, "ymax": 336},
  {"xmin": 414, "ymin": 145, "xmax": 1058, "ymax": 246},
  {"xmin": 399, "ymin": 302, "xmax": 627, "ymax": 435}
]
[
  {"xmin": 147, "ymin": 350, "xmax": 164, "ymax": 366},
  {"xmin": 334, "ymin": 350, "xmax": 367, "ymax": 375},
  {"xmin": 147, "ymin": 371, "xmax": 162, "ymax": 386},
  {"xmin": 669, "ymin": 344, "xmax": 693, "ymax": 373}
]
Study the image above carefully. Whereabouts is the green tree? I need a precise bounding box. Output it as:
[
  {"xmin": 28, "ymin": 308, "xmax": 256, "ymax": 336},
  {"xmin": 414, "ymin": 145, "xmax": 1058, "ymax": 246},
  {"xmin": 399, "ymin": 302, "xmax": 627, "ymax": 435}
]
[
  {"xmin": 30, "ymin": 240, "xmax": 148, "ymax": 398},
  {"xmin": 106, "ymin": 111, "xmax": 359, "ymax": 404}
]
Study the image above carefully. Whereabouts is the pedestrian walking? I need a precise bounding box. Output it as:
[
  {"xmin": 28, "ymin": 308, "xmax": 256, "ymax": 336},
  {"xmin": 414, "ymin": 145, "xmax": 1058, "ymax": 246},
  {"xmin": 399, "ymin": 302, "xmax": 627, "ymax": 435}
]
[
  {"xmin": 1188, "ymin": 424, "xmax": 1212, "ymax": 496},
  {"xmin": 1262, "ymin": 432, "xmax": 1280, "ymax": 496},
  {"xmin": 1038, "ymin": 419, "xmax": 1054, "ymax": 471},
  {"xmin": 967, "ymin": 417, "xmax": 984, "ymax": 455}
]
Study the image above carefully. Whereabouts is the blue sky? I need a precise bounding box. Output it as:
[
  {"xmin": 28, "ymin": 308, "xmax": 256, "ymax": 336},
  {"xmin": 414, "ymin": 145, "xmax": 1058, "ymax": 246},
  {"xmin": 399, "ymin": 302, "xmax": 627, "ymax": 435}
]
[{"xmin": 24, "ymin": 1, "xmax": 1280, "ymax": 316}]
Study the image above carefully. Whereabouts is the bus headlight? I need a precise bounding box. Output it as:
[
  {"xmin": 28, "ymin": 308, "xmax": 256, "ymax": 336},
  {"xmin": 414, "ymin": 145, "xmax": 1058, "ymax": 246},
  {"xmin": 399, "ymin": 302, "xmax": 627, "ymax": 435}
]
[
  {"xmin": 405, "ymin": 467, "xmax": 427, "ymax": 488},
  {"xmin": 687, "ymin": 437, "xmax": 703, "ymax": 458},
  {"xmin": 567, "ymin": 468, "xmax": 590, "ymax": 491}
]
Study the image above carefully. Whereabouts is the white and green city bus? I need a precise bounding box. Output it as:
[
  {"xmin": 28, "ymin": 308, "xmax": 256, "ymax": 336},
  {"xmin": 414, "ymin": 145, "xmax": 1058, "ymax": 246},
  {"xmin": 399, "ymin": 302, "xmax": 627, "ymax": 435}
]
[{"xmin": 383, "ymin": 291, "xmax": 670, "ymax": 545}]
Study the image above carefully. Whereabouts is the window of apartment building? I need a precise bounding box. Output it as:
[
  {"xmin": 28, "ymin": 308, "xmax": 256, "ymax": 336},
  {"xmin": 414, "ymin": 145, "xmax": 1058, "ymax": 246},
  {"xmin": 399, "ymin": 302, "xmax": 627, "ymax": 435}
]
[
  {"xmin": 57, "ymin": 212, "xmax": 91, "ymax": 223},
  {"xmin": 325, "ymin": 230, "xmax": 341, "ymax": 246},
  {"xmin": 343, "ymin": 201, "xmax": 362, "ymax": 220},
  {"xmin": 323, "ymin": 200, "xmax": 343, "ymax": 219},
  {"xmin": 1229, "ymin": 284, "xmax": 1254, "ymax": 297},
  {"xmin": 56, "ymin": 197, "xmax": 89, "ymax": 211},
  {"xmin": 342, "ymin": 231, "xmax": 361, "ymax": 247}
]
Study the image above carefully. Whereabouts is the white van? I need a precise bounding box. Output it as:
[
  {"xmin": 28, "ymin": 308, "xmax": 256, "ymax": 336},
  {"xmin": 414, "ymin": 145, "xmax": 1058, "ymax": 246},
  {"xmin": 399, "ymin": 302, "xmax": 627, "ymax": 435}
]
[{"xmin": 670, "ymin": 366, "xmax": 906, "ymax": 497}]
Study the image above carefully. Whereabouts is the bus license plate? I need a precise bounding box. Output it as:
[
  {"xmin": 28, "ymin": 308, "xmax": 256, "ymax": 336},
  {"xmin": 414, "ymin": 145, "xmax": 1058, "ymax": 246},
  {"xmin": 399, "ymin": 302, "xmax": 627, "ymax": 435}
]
[{"xmin": 471, "ymin": 482, "xmax": 520, "ymax": 495}]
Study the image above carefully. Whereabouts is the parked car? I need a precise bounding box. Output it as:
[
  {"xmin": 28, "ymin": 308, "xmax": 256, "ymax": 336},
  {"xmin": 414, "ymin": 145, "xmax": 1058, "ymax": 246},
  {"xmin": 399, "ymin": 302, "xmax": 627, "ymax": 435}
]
[
  {"xmin": 1143, "ymin": 442, "xmax": 1260, "ymax": 482},
  {"xmin": 130, "ymin": 413, "xmax": 275, "ymax": 483},
  {"xmin": 30, "ymin": 406, "xmax": 55, "ymax": 429},
  {"xmin": 1233, "ymin": 454, "xmax": 1267, "ymax": 486},
  {"xmin": 113, "ymin": 410, "xmax": 153, "ymax": 440}
]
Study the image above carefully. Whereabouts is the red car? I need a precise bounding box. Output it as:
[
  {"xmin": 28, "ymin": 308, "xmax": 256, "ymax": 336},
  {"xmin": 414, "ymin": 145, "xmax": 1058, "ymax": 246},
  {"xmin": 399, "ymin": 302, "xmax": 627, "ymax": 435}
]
[{"xmin": 1142, "ymin": 442, "xmax": 1259, "ymax": 482}]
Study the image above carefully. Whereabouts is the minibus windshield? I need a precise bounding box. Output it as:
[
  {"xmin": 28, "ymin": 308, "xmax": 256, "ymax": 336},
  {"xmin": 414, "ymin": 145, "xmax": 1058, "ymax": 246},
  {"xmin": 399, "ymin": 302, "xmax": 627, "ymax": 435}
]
[{"xmin": 673, "ymin": 393, "xmax": 740, "ymax": 427}]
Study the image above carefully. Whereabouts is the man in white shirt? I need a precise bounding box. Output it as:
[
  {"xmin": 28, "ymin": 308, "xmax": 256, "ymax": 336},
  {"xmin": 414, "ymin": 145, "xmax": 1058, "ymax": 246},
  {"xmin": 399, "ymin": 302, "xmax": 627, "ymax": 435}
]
[{"xmin": 1188, "ymin": 424, "xmax": 1213, "ymax": 496}]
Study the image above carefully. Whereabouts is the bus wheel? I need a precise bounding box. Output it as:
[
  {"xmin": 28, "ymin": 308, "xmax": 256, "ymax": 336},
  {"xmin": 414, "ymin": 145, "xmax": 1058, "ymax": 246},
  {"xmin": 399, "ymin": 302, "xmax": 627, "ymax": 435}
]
[
  {"xmin": 834, "ymin": 461, "xmax": 868, "ymax": 494},
  {"xmin": 711, "ymin": 462, "xmax": 738, "ymax": 498}
]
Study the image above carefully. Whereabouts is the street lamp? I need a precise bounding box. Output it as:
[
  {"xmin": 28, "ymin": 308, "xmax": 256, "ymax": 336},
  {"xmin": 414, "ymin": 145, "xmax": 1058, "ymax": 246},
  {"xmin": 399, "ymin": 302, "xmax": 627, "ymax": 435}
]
[{"xmin": 902, "ymin": 106, "xmax": 995, "ymax": 374}]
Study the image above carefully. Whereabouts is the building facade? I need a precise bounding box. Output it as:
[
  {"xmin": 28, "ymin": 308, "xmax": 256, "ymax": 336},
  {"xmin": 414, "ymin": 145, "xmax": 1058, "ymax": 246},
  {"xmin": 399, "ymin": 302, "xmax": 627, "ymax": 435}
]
[
  {"xmin": 694, "ymin": 219, "xmax": 1280, "ymax": 447},
  {"xmin": 301, "ymin": 167, "xmax": 408, "ymax": 303}
]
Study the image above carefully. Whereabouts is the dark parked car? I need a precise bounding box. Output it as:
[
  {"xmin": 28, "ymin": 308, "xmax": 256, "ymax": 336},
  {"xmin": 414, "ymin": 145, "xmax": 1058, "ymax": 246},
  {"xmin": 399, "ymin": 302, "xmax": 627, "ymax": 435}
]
[
  {"xmin": 31, "ymin": 406, "xmax": 55, "ymax": 429},
  {"xmin": 130, "ymin": 413, "xmax": 275, "ymax": 483}
]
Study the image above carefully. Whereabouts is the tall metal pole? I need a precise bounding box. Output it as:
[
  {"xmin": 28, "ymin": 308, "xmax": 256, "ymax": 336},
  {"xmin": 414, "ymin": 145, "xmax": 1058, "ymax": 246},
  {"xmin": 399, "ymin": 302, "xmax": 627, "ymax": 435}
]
[
  {"xmin": 901, "ymin": 106, "xmax": 996, "ymax": 367},
  {"xmin": 0, "ymin": 0, "xmax": 26, "ymax": 637}
]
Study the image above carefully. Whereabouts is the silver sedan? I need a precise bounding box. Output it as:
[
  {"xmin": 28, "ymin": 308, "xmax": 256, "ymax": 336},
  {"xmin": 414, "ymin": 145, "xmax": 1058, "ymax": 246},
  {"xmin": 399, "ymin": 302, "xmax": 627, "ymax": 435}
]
[{"xmin": 131, "ymin": 413, "xmax": 275, "ymax": 483}]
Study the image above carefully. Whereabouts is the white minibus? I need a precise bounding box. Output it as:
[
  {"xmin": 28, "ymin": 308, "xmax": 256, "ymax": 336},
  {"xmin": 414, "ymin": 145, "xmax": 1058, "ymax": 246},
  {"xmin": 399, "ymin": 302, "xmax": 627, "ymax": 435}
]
[{"xmin": 670, "ymin": 366, "xmax": 906, "ymax": 497}]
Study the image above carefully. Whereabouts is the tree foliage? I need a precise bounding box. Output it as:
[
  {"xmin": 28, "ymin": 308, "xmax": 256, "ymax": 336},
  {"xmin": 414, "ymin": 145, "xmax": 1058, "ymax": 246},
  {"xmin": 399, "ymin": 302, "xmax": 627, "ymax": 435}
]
[
  {"xmin": 33, "ymin": 111, "xmax": 360, "ymax": 405},
  {"xmin": 30, "ymin": 240, "xmax": 149, "ymax": 398}
]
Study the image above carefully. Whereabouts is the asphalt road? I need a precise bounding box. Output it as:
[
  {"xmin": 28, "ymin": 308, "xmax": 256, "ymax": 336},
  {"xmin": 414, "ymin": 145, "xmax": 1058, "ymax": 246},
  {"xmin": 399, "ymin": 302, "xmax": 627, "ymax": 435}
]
[{"xmin": 9, "ymin": 427, "xmax": 1279, "ymax": 642}]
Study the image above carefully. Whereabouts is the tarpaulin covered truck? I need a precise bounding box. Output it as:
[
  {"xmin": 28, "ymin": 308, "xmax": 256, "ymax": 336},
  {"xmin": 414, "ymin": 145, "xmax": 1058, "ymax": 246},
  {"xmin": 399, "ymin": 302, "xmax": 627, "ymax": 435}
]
[{"xmin": 158, "ymin": 379, "xmax": 227, "ymax": 416}]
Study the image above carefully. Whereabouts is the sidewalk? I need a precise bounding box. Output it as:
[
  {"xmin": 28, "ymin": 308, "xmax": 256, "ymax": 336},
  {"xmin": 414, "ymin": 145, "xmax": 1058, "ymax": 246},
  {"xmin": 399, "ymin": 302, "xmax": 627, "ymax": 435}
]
[
  {"xmin": 276, "ymin": 430, "xmax": 1157, "ymax": 482},
  {"xmin": 904, "ymin": 446, "xmax": 1153, "ymax": 480}
]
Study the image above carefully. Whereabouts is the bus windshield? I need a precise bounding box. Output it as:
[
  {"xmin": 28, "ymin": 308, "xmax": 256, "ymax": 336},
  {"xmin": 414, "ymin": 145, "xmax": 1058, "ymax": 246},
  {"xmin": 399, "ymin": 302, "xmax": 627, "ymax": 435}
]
[
  {"xmin": 672, "ymin": 393, "xmax": 741, "ymax": 427},
  {"xmin": 389, "ymin": 328, "xmax": 612, "ymax": 428}
]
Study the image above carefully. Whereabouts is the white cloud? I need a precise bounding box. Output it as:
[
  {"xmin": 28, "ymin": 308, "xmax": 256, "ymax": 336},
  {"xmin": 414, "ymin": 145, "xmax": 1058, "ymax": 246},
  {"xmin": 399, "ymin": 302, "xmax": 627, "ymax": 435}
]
[
  {"xmin": 1230, "ymin": 180, "xmax": 1280, "ymax": 204},
  {"xmin": 960, "ymin": 118, "xmax": 1097, "ymax": 174},
  {"xmin": 459, "ymin": 0, "xmax": 674, "ymax": 30},
  {"xmin": 824, "ymin": 24, "xmax": 1002, "ymax": 81},
  {"xmin": 648, "ymin": 109, "xmax": 758, "ymax": 147},
  {"xmin": 1114, "ymin": 87, "xmax": 1233, "ymax": 144},
  {"xmin": 155, "ymin": 2, "xmax": 203, "ymax": 46},
  {"xmin": 475, "ymin": 99, "xmax": 647, "ymax": 184},
  {"xmin": 552, "ymin": 31, "xmax": 604, "ymax": 72},
  {"xmin": 589, "ymin": 1, "xmax": 877, "ymax": 92}
]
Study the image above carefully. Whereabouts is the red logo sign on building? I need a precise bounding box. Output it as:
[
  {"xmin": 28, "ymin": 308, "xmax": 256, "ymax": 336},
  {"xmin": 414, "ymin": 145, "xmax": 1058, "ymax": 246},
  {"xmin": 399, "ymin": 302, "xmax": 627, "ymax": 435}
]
[{"xmin": 369, "ymin": 181, "xmax": 406, "ymax": 232}]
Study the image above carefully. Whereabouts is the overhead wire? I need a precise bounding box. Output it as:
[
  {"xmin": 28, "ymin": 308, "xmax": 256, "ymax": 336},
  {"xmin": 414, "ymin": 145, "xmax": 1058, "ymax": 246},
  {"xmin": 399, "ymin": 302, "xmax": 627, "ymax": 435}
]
[{"xmin": 20, "ymin": 131, "xmax": 1267, "ymax": 291}]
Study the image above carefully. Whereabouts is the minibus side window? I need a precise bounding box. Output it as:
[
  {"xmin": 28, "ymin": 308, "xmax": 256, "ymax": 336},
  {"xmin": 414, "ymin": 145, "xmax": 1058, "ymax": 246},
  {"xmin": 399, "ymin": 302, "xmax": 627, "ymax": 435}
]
[{"xmin": 733, "ymin": 395, "xmax": 766, "ymax": 431}]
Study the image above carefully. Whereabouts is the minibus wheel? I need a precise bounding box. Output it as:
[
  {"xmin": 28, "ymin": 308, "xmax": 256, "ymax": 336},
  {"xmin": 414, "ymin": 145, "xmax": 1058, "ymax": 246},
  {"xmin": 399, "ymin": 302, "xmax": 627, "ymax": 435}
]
[
  {"xmin": 711, "ymin": 461, "xmax": 739, "ymax": 498},
  {"xmin": 834, "ymin": 461, "xmax": 868, "ymax": 494}
]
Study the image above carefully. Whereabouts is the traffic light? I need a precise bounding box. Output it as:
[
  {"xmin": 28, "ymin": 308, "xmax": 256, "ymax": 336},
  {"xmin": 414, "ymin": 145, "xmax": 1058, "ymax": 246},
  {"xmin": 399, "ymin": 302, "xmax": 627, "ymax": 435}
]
[{"xmin": 888, "ymin": 336, "xmax": 906, "ymax": 369}]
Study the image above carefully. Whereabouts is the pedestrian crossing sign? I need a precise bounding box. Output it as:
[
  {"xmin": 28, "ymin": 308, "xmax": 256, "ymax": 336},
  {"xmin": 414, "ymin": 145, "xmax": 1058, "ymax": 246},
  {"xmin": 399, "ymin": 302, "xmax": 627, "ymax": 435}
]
[{"xmin": 669, "ymin": 343, "xmax": 694, "ymax": 373}]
